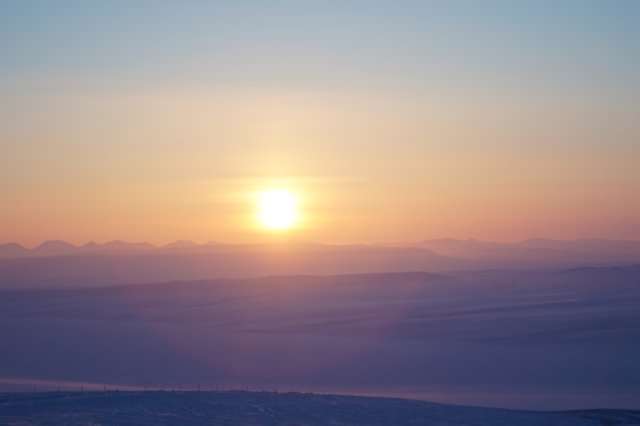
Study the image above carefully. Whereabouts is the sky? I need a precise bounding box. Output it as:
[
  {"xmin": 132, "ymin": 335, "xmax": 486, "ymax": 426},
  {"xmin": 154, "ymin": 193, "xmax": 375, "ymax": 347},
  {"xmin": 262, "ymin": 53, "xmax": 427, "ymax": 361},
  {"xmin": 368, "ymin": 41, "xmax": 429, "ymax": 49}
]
[{"xmin": 1, "ymin": 0, "xmax": 639, "ymax": 246}]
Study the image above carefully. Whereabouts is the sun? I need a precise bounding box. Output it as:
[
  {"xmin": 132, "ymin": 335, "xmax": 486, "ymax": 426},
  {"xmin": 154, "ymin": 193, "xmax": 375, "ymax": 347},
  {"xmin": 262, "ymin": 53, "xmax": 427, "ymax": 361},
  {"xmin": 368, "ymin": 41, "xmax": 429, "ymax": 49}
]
[{"xmin": 257, "ymin": 189, "xmax": 299, "ymax": 230}]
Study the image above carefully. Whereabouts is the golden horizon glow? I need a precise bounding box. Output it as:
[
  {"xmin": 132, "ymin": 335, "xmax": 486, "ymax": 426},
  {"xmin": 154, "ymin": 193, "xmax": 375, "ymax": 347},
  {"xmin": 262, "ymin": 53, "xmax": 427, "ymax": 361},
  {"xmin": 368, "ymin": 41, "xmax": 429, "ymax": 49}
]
[
  {"xmin": 257, "ymin": 189, "xmax": 299, "ymax": 230},
  {"xmin": 1, "ymin": 3, "xmax": 640, "ymax": 244}
]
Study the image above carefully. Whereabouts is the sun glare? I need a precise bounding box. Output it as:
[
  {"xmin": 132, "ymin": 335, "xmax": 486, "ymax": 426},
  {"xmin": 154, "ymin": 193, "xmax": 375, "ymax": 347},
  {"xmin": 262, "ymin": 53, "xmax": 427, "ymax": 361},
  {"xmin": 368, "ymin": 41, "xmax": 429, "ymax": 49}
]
[{"xmin": 257, "ymin": 189, "xmax": 299, "ymax": 230}]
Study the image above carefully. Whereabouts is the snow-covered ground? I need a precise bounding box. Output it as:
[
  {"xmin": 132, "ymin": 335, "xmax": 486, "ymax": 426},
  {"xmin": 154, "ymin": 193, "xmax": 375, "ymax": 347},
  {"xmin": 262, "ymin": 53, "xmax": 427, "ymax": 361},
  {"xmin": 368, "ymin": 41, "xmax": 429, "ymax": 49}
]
[
  {"xmin": 1, "ymin": 391, "xmax": 639, "ymax": 426},
  {"xmin": 0, "ymin": 267, "xmax": 639, "ymax": 410}
]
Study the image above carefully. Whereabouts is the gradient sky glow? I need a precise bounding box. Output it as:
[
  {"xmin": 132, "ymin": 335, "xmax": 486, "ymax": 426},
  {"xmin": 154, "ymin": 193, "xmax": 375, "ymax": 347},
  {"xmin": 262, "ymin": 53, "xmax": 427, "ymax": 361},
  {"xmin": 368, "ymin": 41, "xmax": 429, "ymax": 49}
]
[{"xmin": 1, "ymin": 0, "xmax": 639, "ymax": 246}]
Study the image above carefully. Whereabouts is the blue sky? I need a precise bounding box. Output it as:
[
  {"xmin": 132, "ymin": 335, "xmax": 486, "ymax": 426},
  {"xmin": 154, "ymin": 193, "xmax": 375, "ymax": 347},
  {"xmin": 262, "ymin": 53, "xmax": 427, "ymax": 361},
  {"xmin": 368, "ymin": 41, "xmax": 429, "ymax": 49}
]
[{"xmin": 2, "ymin": 1, "xmax": 639, "ymax": 92}]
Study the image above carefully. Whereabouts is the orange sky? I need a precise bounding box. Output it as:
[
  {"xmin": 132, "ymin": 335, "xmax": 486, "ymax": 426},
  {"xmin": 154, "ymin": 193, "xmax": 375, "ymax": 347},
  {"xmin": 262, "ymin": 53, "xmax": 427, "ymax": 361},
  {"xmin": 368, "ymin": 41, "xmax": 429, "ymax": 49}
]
[{"xmin": 1, "ymin": 2, "xmax": 639, "ymax": 246}]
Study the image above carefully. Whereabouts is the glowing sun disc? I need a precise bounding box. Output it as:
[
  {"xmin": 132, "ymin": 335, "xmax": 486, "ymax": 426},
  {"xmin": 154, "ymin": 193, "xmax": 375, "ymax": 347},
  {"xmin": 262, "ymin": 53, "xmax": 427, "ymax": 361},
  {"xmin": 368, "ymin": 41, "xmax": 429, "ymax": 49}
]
[{"xmin": 258, "ymin": 189, "xmax": 298, "ymax": 230}]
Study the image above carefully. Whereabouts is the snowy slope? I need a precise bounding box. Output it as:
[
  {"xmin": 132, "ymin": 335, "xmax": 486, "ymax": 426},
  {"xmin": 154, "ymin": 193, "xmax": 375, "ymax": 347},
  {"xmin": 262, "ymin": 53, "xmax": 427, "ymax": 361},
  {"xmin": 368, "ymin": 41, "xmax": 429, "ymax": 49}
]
[
  {"xmin": 1, "ymin": 391, "xmax": 638, "ymax": 426},
  {"xmin": 0, "ymin": 268, "xmax": 639, "ymax": 410}
]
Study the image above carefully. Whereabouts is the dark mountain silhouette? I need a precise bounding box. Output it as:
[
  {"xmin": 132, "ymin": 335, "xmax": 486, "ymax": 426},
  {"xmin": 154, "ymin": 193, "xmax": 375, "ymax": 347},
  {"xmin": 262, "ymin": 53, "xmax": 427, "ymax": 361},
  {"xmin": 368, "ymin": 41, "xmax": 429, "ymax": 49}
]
[
  {"xmin": 163, "ymin": 240, "xmax": 199, "ymax": 249},
  {"xmin": 0, "ymin": 243, "xmax": 455, "ymax": 288},
  {"xmin": 33, "ymin": 240, "xmax": 79, "ymax": 256},
  {"xmin": 0, "ymin": 240, "xmax": 638, "ymax": 283},
  {"xmin": 0, "ymin": 243, "xmax": 29, "ymax": 258},
  {"xmin": 417, "ymin": 238, "xmax": 640, "ymax": 265},
  {"xmin": 96, "ymin": 240, "xmax": 156, "ymax": 251}
]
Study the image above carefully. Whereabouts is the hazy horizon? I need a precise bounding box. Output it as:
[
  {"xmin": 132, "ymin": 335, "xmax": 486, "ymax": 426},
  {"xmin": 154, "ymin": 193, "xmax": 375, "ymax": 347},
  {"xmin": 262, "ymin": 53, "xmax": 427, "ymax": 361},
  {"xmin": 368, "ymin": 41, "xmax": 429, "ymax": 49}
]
[{"xmin": 4, "ymin": 236, "xmax": 640, "ymax": 250}]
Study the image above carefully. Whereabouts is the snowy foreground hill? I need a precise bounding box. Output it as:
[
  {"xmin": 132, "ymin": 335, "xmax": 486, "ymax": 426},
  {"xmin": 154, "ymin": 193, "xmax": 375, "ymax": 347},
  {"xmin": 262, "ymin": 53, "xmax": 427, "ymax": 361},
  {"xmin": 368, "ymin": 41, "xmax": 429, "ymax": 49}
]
[
  {"xmin": 1, "ymin": 268, "xmax": 640, "ymax": 409},
  {"xmin": 1, "ymin": 391, "xmax": 639, "ymax": 426}
]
